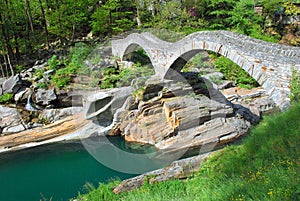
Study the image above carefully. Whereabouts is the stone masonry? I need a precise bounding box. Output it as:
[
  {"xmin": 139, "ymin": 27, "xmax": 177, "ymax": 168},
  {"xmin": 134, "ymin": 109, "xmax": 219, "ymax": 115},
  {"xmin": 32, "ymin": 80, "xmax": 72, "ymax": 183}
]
[{"xmin": 112, "ymin": 31, "xmax": 300, "ymax": 110}]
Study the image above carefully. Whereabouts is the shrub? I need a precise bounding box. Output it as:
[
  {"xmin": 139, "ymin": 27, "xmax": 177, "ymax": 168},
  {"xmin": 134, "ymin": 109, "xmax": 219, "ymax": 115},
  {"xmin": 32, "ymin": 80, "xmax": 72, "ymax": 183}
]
[
  {"xmin": 100, "ymin": 64, "xmax": 155, "ymax": 89},
  {"xmin": 47, "ymin": 55, "xmax": 63, "ymax": 70},
  {"xmin": 0, "ymin": 93, "xmax": 14, "ymax": 104},
  {"xmin": 49, "ymin": 42, "xmax": 92, "ymax": 89}
]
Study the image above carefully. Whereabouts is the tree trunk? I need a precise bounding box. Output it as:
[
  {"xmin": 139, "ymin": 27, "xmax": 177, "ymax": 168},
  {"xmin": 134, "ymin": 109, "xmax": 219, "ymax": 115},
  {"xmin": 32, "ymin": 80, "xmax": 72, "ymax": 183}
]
[
  {"xmin": 38, "ymin": 0, "xmax": 49, "ymax": 46},
  {"xmin": 55, "ymin": 0, "xmax": 63, "ymax": 38},
  {"xmin": 25, "ymin": 0, "xmax": 35, "ymax": 39},
  {"xmin": 8, "ymin": 0, "xmax": 21, "ymax": 60},
  {"xmin": 0, "ymin": 12, "xmax": 14, "ymax": 72},
  {"xmin": 6, "ymin": 52, "xmax": 14, "ymax": 76},
  {"xmin": 0, "ymin": 63, "xmax": 5, "ymax": 78},
  {"xmin": 1, "ymin": 47, "xmax": 9, "ymax": 77}
]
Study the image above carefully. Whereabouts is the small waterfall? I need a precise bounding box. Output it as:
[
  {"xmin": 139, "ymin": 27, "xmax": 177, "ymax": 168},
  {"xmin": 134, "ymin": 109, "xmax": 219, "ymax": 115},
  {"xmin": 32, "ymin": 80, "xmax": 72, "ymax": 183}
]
[{"xmin": 25, "ymin": 90, "xmax": 39, "ymax": 111}]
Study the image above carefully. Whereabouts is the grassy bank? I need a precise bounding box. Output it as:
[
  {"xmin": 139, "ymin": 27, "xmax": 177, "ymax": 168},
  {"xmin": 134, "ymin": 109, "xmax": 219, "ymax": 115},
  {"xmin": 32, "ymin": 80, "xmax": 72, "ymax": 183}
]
[{"xmin": 76, "ymin": 104, "xmax": 300, "ymax": 201}]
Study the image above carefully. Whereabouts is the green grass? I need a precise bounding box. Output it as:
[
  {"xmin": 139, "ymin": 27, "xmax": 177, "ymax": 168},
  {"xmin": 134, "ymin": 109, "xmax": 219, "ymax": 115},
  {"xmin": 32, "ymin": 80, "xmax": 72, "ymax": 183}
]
[
  {"xmin": 214, "ymin": 55, "xmax": 259, "ymax": 89},
  {"xmin": 76, "ymin": 103, "xmax": 300, "ymax": 201},
  {"xmin": 291, "ymin": 69, "xmax": 300, "ymax": 103}
]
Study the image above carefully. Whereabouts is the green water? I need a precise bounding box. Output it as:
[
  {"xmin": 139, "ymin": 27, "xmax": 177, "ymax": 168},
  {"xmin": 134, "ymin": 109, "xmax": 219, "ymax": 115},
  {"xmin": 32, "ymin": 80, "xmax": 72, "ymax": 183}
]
[{"xmin": 0, "ymin": 137, "xmax": 139, "ymax": 201}]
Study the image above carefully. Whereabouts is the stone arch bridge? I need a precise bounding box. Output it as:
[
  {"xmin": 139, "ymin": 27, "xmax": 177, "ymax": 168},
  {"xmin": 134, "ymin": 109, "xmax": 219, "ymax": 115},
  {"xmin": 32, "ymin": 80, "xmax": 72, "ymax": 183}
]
[{"xmin": 112, "ymin": 30, "xmax": 300, "ymax": 110}]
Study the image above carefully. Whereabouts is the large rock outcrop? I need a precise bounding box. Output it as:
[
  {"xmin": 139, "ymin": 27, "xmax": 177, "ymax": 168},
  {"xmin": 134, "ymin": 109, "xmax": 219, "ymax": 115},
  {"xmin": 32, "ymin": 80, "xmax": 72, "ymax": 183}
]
[{"xmin": 108, "ymin": 75, "xmax": 259, "ymax": 153}]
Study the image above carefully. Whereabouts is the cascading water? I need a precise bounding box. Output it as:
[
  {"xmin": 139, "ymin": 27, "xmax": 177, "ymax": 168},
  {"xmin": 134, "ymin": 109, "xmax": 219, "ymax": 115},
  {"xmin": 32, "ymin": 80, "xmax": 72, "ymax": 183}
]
[{"xmin": 25, "ymin": 90, "xmax": 39, "ymax": 111}]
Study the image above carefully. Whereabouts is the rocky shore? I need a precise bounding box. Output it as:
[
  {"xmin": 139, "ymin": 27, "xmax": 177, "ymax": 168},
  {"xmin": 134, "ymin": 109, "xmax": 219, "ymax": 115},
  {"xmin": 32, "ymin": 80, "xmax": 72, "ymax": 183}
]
[{"xmin": 0, "ymin": 45, "xmax": 280, "ymax": 194}]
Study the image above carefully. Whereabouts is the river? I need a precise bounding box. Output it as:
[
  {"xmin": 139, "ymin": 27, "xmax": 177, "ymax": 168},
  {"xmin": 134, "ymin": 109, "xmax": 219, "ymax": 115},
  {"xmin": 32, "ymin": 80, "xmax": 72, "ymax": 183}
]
[{"xmin": 0, "ymin": 136, "xmax": 147, "ymax": 201}]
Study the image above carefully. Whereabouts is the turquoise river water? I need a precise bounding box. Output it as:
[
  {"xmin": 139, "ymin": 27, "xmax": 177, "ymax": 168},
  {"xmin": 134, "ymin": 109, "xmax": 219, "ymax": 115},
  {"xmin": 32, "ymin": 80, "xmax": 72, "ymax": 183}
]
[{"xmin": 0, "ymin": 136, "xmax": 143, "ymax": 201}]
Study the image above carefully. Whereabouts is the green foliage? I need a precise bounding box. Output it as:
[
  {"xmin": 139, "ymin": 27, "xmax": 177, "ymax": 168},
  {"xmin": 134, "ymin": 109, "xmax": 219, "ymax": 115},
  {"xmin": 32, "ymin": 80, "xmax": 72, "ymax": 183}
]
[
  {"xmin": 214, "ymin": 56, "xmax": 259, "ymax": 88},
  {"xmin": 0, "ymin": 93, "xmax": 14, "ymax": 104},
  {"xmin": 283, "ymin": 1, "xmax": 300, "ymax": 15},
  {"xmin": 153, "ymin": 0, "xmax": 191, "ymax": 31},
  {"xmin": 35, "ymin": 68, "xmax": 46, "ymax": 80},
  {"xmin": 37, "ymin": 82, "xmax": 48, "ymax": 89},
  {"xmin": 248, "ymin": 24, "xmax": 281, "ymax": 43},
  {"xmin": 227, "ymin": 0, "xmax": 263, "ymax": 35},
  {"xmin": 49, "ymin": 42, "xmax": 91, "ymax": 89},
  {"xmin": 47, "ymin": 55, "xmax": 63, "ymax": 70},
  {"xmin": 37, "ymin": 117, "xmax": 51, "ymax": 125},
  {"xmin": 15, "ymin": 65, "xmax": 25, "ymax": 74},
  {"xmin": 290, "ymin": 69, "xmax": 300, "ymax": 102},
  {"xmin": 262, "ymin": 0, "xmax": 283, "ymax": 16},
  {"xmin": 77, "ymin": 103, "xmax": 300, "ymax": 201},
  {"xmin": 90, "ymin": 0, "xmax": 136, "ymax": 35},
  {"xmin": 100, "ymin": 64, "xmax": 155, "ymax": 89}
]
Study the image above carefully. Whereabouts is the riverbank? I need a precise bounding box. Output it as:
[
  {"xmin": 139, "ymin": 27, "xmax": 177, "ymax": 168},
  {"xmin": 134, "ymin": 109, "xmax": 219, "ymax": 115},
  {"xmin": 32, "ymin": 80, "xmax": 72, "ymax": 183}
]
[
  {"xmin": 0, "ymin": 112, "xmax": 100, "ymax": 153},
  {"xmin": 76, "ymin": 103, "xmax": 300, "ymax": 201}
]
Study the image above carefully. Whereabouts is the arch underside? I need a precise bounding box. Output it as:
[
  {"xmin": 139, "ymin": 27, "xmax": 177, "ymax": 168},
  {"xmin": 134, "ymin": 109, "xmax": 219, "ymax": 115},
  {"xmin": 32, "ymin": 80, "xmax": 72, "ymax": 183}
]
[{"xmin": 168, "ymin": 50, "xmax": 203, "ymax": 72}]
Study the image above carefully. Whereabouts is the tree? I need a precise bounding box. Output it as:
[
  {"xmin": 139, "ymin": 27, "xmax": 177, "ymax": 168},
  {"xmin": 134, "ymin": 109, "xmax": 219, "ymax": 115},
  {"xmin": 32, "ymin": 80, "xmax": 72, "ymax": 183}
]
[
  {"xmin": 227, "ymin": 0, "xmax": 263, "ymax": 35},
  {"xmin": 91, "ymin": 0, "xmax": 136, "ymax": 35},
  {"xmin": 38, "ymin": 0, "xmax": 49, "ymax": 45},
  {"xmin": 153, "ymin": 0, "xmax": 191, "ymax": 31},
  {"xmin": 202, "ymin": 0, "xmax": 237, "ymax": 29}
]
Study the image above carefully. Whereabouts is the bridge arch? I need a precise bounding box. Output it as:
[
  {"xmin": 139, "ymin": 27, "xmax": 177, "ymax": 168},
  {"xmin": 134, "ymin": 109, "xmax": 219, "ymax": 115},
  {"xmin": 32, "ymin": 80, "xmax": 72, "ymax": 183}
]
[
  {"xmin": 122, "ymin": 43, "xmax": 153, "ymax": 66},
  {"xmin": 112, "ymin": 31, "xmax": 300, "ymax": 110},
  {"xmin": 166, "ymin": 44, "xmax": 261, "ymax": 86}
]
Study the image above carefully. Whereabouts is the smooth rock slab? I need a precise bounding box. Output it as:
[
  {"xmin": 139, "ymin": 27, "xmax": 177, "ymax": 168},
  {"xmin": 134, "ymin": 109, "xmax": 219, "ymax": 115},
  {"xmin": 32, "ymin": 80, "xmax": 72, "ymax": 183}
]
[
  {"xmin": 14, "ymin": 87, "xmax": 30, "ymax": 102},
  {"xmin": 2, "ymin": 74, "xmax": 22, "ymax": 94},
  {"xmin": 113, "ymin": 153, "xmax": 212, "ymax": 194},
  {"xmin": 2, "ymin": 124, "xmax": 25, "ymax": 134},
  {"xmin": 0, "ymin": 106, "xmax": 23, "ymax": 135},
  {"xmin": 83, "ymin": 86, "xmax": 132, "ymax": 125},
  {"xmin": 40, "ymin": 107, "xmax": 83, "ymax": 123}
]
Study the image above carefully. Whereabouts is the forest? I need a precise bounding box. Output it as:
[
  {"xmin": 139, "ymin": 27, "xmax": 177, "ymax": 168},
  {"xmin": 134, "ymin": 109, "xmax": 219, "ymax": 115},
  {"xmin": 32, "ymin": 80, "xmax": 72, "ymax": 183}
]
[{"xmin": 0, "ymin": 0, "xmax": 299, "ymax": 77}]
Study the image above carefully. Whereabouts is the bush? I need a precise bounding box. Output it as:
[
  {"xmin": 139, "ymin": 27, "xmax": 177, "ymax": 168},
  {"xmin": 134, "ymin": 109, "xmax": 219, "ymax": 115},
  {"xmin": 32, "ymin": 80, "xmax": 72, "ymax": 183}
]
[
  {"xmin": 47, "ymin": 55, "xmax": 63, "ymax": 70},
  {"xmin": 0, "ymin": 93, "xmax": 14, "ymax": 104},
  {"xmin": 50, "ymin": 42, "xmax": 92, "ymax": 89},
  {"xmin": 99, "ymin": 64, "xmax": 155, "ymax": 89}
]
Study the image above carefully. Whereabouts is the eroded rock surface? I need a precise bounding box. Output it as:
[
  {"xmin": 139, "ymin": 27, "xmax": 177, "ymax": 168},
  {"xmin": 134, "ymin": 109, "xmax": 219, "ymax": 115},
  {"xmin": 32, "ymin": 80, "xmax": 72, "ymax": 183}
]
[
  {"xmin": 40, "ymin": 107, "xmax": 83, "ymax": 123},
  {"xmin": 33, "ymin": 88, "xmax": 57, "ymax": 106},
  {"xmin": 222, "ymin": 86, "xmax": 278, "ymax": 116},
  {"xmin": 109, "ymin": 76, "xmax": 259, "ymax": 152},
  {"xmin": 113, "ymin": 152, "xmax": 212, "ymax": 194},
  {"xmin": 83, "ymin": 86, "xmax": 132, "ymax": 125},
  {"xmin": 0, "ymin": 106, "xmax": 25, "ymax": 135}
]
